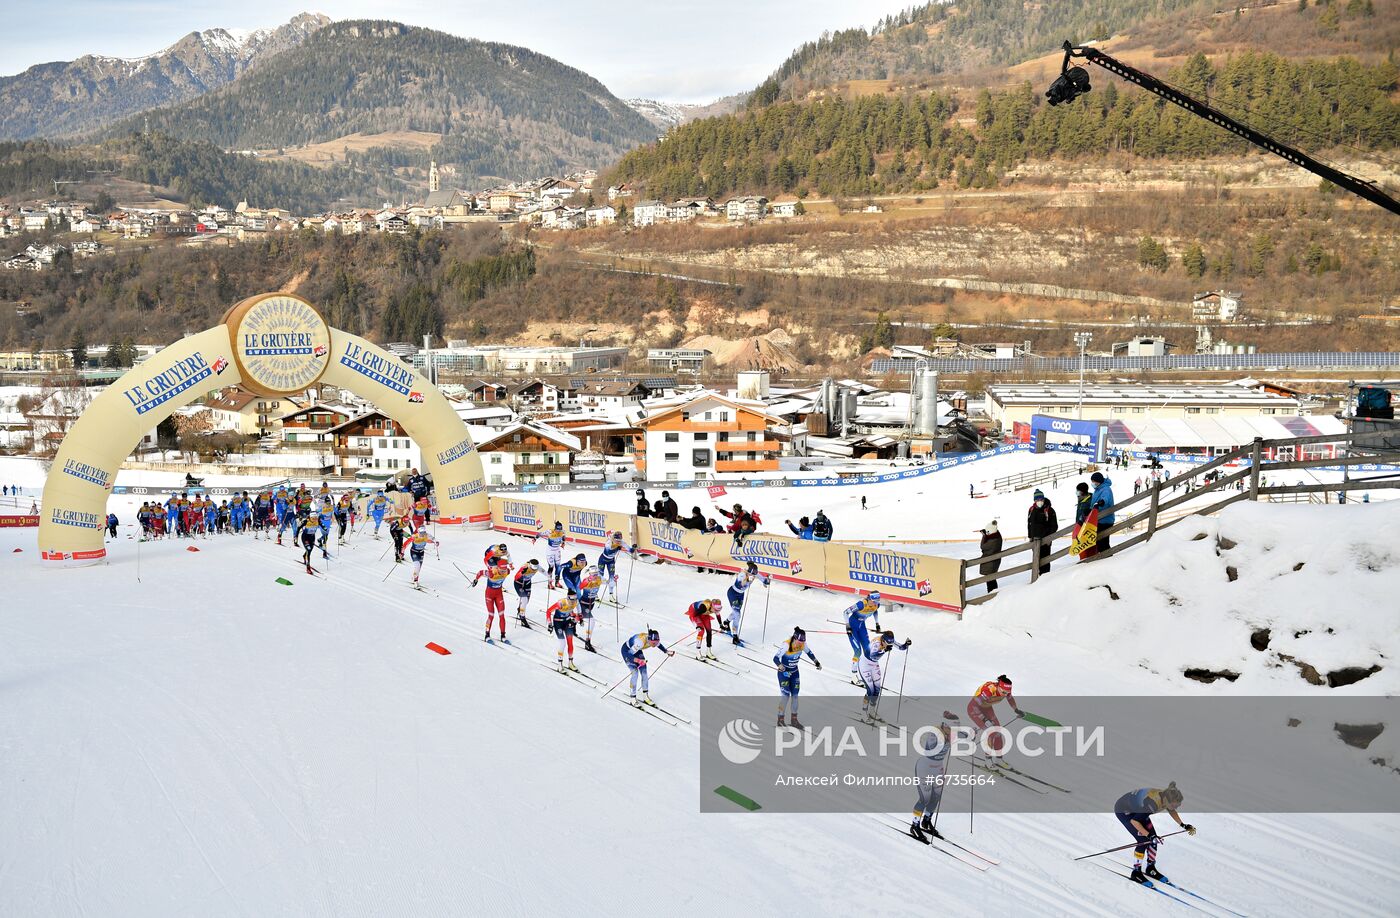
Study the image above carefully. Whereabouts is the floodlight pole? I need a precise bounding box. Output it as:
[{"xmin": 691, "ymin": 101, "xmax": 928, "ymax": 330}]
[{"xmin": 1074, "ymin": 332, "xmax": 1092, "ymax": 420}]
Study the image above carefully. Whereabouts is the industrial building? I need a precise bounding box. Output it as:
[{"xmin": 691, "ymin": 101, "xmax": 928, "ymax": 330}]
[
  {"xmin": 411, "ymin": 344, "xmax": 628, "ymax": 376},
  {"xmin": 986, "ymin": 382, "xmax": 1305, "ymax": 429}
]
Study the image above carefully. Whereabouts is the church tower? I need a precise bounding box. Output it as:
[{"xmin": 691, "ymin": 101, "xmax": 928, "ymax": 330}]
[{"xmin": 428, "ymin": 160, "xmax": 440, "ymax": 194}]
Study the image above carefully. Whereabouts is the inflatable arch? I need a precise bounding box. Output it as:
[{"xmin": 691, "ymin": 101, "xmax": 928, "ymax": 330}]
[{"xmin": 38, "ymin": 292, "xmax": 490, "ymax": 565}]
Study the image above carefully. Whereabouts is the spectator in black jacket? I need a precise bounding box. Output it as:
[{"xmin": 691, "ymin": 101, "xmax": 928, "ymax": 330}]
[
  {"xmin": 1027, "ymin": 489, "xmax": 1059, "ymax": 575},
  {"xmin": 682, "ymin": 507, "xmax": 707, "ymax": 530},
  {"xmin": 978, "ymin": 521, "xmax": 1002, "ymax": 593},
  {"xmin": 811, "ymin": 510, "xmax": 833, "ymax": 542},
  {"xmin": 658, "ymin": 490, "xmax": 679, "ymax": 523},
  {"xmin": 636, "ymin": 489, "xmax": 651, "ymax": 518}
]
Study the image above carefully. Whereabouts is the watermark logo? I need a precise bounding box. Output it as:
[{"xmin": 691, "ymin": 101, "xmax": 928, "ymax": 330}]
[{"xmin": 718, "ymin": 718, "xmax": 765, "ymax": 765}]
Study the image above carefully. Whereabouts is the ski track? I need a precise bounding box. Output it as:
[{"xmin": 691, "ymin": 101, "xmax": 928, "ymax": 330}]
[{"xmin": 5, "ymin": 514, "xmax": 1399, "ymax": 917}]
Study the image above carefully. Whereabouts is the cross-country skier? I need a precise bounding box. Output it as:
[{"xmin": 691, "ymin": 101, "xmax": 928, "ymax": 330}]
[
  {"xmin": 686, "ymin": 598, "xmax": 723, "ymax": 660},
  {"xmin": 857, "ymin": 629, "xmax": 910, "ymax": 721},
  {"xmin": 253, "ymin": 491, "xmax": 271, "ymax": 539},
  {"xmin": 412, "ymin": 496, "xmax": 431, "ymax": 532},
  {"xmin": 483, "ymin": 542, "xmax": 510, "ymax": 568},
  {"xmin": 844, "ymin": 591, "xmax": 882, "ymax": 685},
  {"xmin": 620, "ymin": 629, "xmax": 674, "ymax": 707},
  {"xmin": 229, "ymin": 492, "xmax": 244, "ymax": 532},
  {"xmin": 596, "ymin": 531, "xmax": 633, "ymax": 601},
  {"xmin": 774, "ymin": 626, "xmax": 821, "ymax": 727},
  {"xmin": 577, "ymin": 566, "xmax": 603, "ymax": 652},
  {"xmin": 513, "ymin": 559, "xmax": 540, "ymax": 628},
  {"xmin": 547, "ymin": 591, "xmax": 582, "ymax": 672},
  {"xmin": 335, "ymin": 493, "xmax": 352, "ymax": 545},
  {"xmin": 543, "ymin": 521, "xmax": 567, "ymax": 588},
  {"xmin": 106, "ymin": 512, "xmax": 118, "ymax": 539},
  {"xmin": 389, "ymin": 513, "xmax": 407, "ymax": 563},
  {"xmin": 1113, "ymin": 783, "xmax": 1196, "ymax": 885},
  {"xmin": 561, "ymin": 552, "xmax": 588, "ymax": 596},
  {"xmin": 408, "ymin": 526, "xmax": 438, "ymax": 587},
  {"xmin": 472, "ymin": 557, "xmax": 513, "ymax": 641},
  {"xmin": 316, "ymin": 500, "xmax": 334, "ymax": 559},
  {"xmin": 967, "ymin": 675, "xmax": 1022, "ymax": 764},
  {"xmin": 909, "ymin": 716, "xmax": 956, "ymax": 842},
  {"xmin": 369, "ymin": 490, "xmax": 388, "ymax": 536},
  {"xmin": 723, "ymin": 561, "xmax": 770, "ymax": 642},
  {"xmin": 138, "ymin": 503, "xmax": 152, "ymax": 539},
  {"xmin": 299, "ymin": 516, "xmax": 319, "ymax": 573},
  {"xmin": 275, "ymin": 488, "xmax": 292, "ymax": 544}
]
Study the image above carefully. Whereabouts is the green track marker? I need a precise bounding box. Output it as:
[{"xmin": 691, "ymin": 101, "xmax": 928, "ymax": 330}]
[{"xmin": 714, "ymin": 785, "xmax": 761, "ymax": 811}]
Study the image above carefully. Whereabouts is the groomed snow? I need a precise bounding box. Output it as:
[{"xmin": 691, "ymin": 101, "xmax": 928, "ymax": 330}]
[{"xmin": 2, "ymin": 487, "xmax": 1397, "ymax": 916}]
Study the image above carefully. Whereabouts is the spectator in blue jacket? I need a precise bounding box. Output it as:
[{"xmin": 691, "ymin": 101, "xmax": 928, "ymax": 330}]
[
  {"xmin": 786, "ymin": 516, "xmax": 814, "ymax": 540},
  {"xmin": 811, "ymin": 510, "xmax": 833, "ymax": 542},
  {"xmin": 1090, "ymin": 472, "xmax": 1116, "ymax": 551}
]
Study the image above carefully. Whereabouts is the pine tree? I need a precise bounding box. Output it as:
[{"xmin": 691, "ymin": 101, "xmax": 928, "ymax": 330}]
[
  {"xmin": 1182, "ymin": 242, "xmax": 1207, "ymax": 278},
  {"xmin": 70, "ymin": 330, "xmax": 88, "ymax": 370}
]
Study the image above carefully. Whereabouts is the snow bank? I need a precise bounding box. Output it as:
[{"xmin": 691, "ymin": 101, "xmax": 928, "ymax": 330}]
[{"xmin": 972, "ymin": 501, "xmax": 1400, "ymax": 696}]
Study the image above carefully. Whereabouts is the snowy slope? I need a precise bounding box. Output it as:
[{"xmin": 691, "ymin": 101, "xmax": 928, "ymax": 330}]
[{"xmin": 2, "ymin": 490, "xmax": 1397, "ymax": 916}]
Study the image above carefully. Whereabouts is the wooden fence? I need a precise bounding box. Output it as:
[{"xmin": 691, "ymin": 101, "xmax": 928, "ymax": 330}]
[{"xmin": 961, "ymin": 431, "xmax": 1400, "ymax": 607}]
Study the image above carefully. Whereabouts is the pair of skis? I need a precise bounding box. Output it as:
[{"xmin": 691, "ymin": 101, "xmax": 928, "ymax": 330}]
[
  {"xmin": 883, "ymin": 820, "xmax": 1000, "ymax": 872},
  {"xmin": 614, "ymin": 694, "xmax": 690, "ymax": 726},
  {"xmin": 1096, "ymin": 863, "xmax": 1247, "ymax": 915}
]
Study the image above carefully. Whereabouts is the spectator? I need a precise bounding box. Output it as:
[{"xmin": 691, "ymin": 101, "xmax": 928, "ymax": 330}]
[
  {"xmin": 636, "ymin": 489, "xmax": 651, "ymax": 518},
  {"xmin": 1133, "ymin": 477, "xmax": 1142, "ymax": 495},
  {"xmin": 860, "ymin": 495, "xmax": 867, "ymax": 510},
  {"xmin": 786, "ymin": 516, "xmax": 814, "ymax": 539},
  {"xmin": 706, "ymin": 518, "xmax": 725, "ymax": 534},
  {"xmin": 811, "ymin": 510, "xmax": 833, "ymax": 542},
  {"xmin": 659, "ymin": 490, "xmax": 679, "ymax": 523},
  {"xmin": 653, "ymin": 498, "xmax": 667, "ymax": 519},
  {"xmin": 978, "ymin": 522, "xmax": 1002, "ymax": 593},
  {"xmin": 1, "ymin": 485, "xmax": 7, "ymax": 497},
  {"xmin": 1090, "ymin": 472, "xmax": 1116, "ymax": 552},
  {"xmin": 1074, "ymin": 482, "xmax": 1092, "ymax": 526},
  {"xmin": 718, "ymin": 503, "xmax": 758, "ymax": 545},
  {"xmin": 682, "ymin": 506, "xmax": 706, "ymax": 530},
  {"xmin": 1027, "ymin": 489, "xmax": 1059, "ymax": 574}
]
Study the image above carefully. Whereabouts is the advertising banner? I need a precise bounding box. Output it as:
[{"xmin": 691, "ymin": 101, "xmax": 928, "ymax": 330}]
[
  {"xmin": 822, "ymin": 543, "xmax": 963, "ymax": 612},
  {"xmin": 723, "ymin": 531, "xmax": 828, "ymax": 585},
  {"xmin": 491, "ymin": 495, "xmax": 554, "ymax": 537},
  {"xmin": 555, "ymin": 502, "xmax": 634, "ymax": 548}
]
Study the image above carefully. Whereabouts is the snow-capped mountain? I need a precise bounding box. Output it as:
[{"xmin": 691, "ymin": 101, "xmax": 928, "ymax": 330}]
[
  {"xmin": 0, "ymin": 12, "xmax": 331, "ymax": 141},
  {"xmin": 624, "ymin": 94, "xmax": 748, "ymax": 131}
]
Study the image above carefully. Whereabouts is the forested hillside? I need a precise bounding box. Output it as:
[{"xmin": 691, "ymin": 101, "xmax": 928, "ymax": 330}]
[
  {"xmin": 749, "ymin": 0, "xmax": 1207, "ymax": 106},
  {"xmin": 0, "ymin": 133, "xmax": 408, "ymax": 213},
  {"xmin": 607, "ymin": 52, "xmax": 1400, "ymax": 200},
  {"xmin": 119, "ymin": 20, "xmax": 658, "ymax": 185}
]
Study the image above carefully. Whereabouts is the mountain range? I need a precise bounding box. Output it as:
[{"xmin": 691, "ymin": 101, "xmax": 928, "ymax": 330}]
[{"xmin": 0, "ymin": 13, "xmax": 330, "ymax": 141}]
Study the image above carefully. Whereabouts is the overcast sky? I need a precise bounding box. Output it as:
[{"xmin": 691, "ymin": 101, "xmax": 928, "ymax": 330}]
[{"xmin": 3, "ymin": 1, "xmax": 918, "ymax": 102}]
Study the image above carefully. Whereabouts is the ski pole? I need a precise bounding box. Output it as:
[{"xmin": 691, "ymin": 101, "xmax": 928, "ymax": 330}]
[
  {"xmin": 1072, "ymin": 829, "xmax": 1188, "ymax": 860},
  {"xmin": 451, "ymin": 562, "xmax": 473, "ymax": 582},
  {"xmin": 895, "ymin": 646, "xmax": 911, "ymax": 723},
  {"xmin": 969, "ymin": 748, "xmax": 975, "ymax": 835},
  {"xmin": 625, "ymin": 549, "xmax": 636, "ymax": 604},
  {"xmin": 871, "ymin": 652, "xmax": 892, "ymax": 721},
  {"xmin": 381, "ymin": 559, "xmax": 399, "ymax": 582},
  {"xmin": 760, "ymin": 583, "xmax": 771, "ymax": 644}
]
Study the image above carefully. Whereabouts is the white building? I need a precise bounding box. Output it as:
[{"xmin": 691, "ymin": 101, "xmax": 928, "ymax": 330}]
[
  {"xmin": 724, "ymin": 196, "xmax": 768, "ymax": 221},
  {"xmin": 1192, "ymin": 291, "xmax": 1242, "ymax": 322},
  {"xmin": 986, "ymin": 382, "xmax": 1303, "ymax": 429},
  {"xmin": 476, "ymin": 421, "xmax": 580, "ymax": 486},
  {"xmin": 585, "ymin": 205, "xmax": 616, "ymax": 226},
  {"xmin": 632, "ymin": 200, "xmax": 666, "ymax": 227}
]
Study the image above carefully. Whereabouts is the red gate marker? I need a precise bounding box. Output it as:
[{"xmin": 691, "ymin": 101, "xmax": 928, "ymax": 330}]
[{"xmin": 425, "ymin": 642, "xmax": 451, "ymax": 655}]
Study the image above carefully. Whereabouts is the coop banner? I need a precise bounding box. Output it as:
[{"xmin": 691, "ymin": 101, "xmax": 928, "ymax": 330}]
[
  {"xmin": 491, "ymin": 496, "xmax": 556, "ymax": 536},
  {"xmin": 555, "ymin": 502, "xmax": 634, "ymax": 548},
  {"xmin": 823, "ymin": 543, "xmax": 963, "ymax": 612}
]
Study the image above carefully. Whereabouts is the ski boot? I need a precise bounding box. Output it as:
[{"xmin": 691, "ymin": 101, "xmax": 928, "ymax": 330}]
[
  {"xmin": 641, "ymin": 692, "xmax": 656, "ymax": 707},
  {"xmin": 557, "ymin": 660, "xmax": 566, "ymax": 673},
  {"xmin": 705, "ymin": 649, "xmax": 717, "ymax": 661},
  {"xmin": 566, "ymin": 659, "xmax": 579, "ymax": 673},
  {"xmin": 731, "ymin": 633, "xmax": 741, "ymax": 646},
  {"xmin": 695, "ymin": 648, "xmax": 706, "ymax": 660},
  {"xmin": 909, "ymin": 821, "xmax": 928, "ymax": 843},
  {"xmin": 517, "ymin": 613, "xmax": 532, "ymax": 629},
  {"xmin": 629, "ymin": 693, "xmax": 640, "ymax": 707},
  {"xmin": 1145, "ymin": 865, "xmax": 1167, "ymax": 883},
  {"xmin": 789, "ymin": 715, "xmax": 804, "ymax": 730},
  {"xmin": 1130, "ymin": 866, "xmax": 1149, "ymax": 885},
  {"xmin": 484, "ymin": 630, "xmax": 492, "ymax": 643},
  {"xmin": 777, "ymin": 715, "xmax": 787, "ymax": 727},
  {"xmin": 920, "ymin": 815, "xmax": 941, "ymax": 840},
  {"xmin": 584, "ymin": 638, "xmax": 595, "ymax": 653}
]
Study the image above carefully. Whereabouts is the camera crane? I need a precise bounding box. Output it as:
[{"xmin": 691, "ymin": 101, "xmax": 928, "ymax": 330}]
[{"xmin": 1046, "ymin": 41, "xmax": 1399, "ymax": 217}]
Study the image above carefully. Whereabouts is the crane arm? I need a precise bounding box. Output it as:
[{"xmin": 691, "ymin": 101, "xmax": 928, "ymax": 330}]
[{"xmin": 1047, "ymin": 41, "xmax": 1399, "ymax": 217}]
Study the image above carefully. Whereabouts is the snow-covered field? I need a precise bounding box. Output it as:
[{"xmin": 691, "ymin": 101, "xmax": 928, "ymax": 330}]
[{"xmin": 2, "ymin": 470, "xmax": 1397, "ymax": 916}]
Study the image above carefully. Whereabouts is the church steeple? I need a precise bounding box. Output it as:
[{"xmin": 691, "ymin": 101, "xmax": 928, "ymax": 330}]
[{"xmin": 428, "ymin": 160, "xmax": 440, "ymax": 194}]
